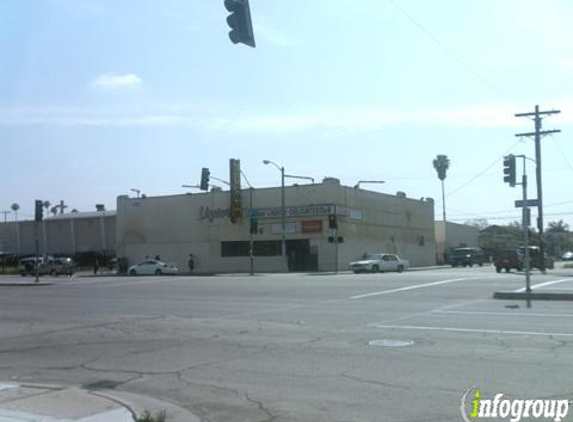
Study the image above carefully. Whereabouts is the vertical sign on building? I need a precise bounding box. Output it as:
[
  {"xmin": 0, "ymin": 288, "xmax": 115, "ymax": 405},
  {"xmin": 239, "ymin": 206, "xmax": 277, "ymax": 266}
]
[{"xmin": 229, "ymin": 159, "xmax": 242, "ymax": 224}]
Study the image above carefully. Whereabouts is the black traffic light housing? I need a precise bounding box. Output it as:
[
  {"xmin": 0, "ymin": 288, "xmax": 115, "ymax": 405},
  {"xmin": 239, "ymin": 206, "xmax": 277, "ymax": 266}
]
[
  {"xmin": 35, "ymin": 200, "xmax": 43, "ymax": 222},
  {"xmin": 328, "ymin": 214, "xmax": 337, "ymax": 229},
  {"xmin": 250, "ymin": 218, "xmax": 258, "ymax": 234},
  {"xmin": 200, "ymin": 168, "xmax": 210, "ymax": 191},
  {"xmin": 503, "ymin": 155, "xmax": 516, "ymax": 187},
  {"xmin": 224, "ymin": 0, "xmax": 256, "ymax": 48}
]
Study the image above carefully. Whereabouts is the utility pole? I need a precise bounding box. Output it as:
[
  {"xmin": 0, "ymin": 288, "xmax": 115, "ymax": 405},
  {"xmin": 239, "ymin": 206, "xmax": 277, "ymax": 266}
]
[
  {"xmin": 0, "ymin": 211, "xmax": 10, "ymax": 223},
  {"xmin": 57, "ymin": 200, "xmax": 68, "ymax": 215},
  {"xmin": 515, "ymin": 105, "xmax": 561, "ymax": 271}
]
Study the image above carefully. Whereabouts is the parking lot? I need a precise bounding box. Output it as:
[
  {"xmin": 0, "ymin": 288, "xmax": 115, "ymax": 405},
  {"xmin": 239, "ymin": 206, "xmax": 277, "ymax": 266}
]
[{"xmin": 1, "ymin": 265, "xmax": 572, "ymax": 421}]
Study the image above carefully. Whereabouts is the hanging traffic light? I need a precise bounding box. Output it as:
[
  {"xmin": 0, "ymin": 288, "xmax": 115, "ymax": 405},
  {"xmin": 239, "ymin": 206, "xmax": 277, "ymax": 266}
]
[
  {"xmin": 34, "ymin": 200, "xmax": 43, "ymax": 222},
  {"xmin": 200, "ymin": 168, "xmax": 210, "ymax": 191},
  {"xmin": 328, "ymin": 214, "xmax": 337, "ymax": 229},
  {"xmin": 250, "ymin": 218, "xmax": 258, "ymax": 234},
  {"xmin": 224, "ymin": 0, "xmax": 256, "ymax": 48},
  {"xmin": 503, "ymin": 155, "xmax": 516, "ymax": 187}
]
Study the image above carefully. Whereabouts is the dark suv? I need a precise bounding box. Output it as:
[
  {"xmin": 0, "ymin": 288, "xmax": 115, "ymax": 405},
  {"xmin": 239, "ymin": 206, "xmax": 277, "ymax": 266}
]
[
  {"xmin": 450, "ymin": 247, "xmax": 487, "ymax": 267},
  {"xmin": 494, "ymin": 249, "xmax": 524, "ymax": 273}
]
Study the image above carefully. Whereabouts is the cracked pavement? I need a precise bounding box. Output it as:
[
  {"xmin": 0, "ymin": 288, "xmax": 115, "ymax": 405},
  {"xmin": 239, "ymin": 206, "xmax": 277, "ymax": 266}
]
[{"xmin": 0, "ymin": 268, "xmax": 572, "ymax": 421}]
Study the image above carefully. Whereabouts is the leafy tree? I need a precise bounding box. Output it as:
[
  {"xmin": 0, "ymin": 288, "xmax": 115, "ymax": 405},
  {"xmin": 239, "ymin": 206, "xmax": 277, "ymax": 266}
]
[{"xmin": 547, "ymin": 219, "xmax": 570, "ymax": 233}]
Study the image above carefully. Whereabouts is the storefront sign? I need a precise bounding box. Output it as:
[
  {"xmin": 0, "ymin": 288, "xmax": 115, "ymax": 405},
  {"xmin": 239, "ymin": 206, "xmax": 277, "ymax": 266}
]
[
  {"xmin": 199, "ymin": 206, "xmax": 230, "ymax": 222},
  {"xmin": 302, "ymin": 220, "xmax": 323, "ymax": 233}
]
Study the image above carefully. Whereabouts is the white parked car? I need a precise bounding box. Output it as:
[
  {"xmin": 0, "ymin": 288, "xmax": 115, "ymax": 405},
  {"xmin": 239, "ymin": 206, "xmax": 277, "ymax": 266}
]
[
  {"xmin": 349, "ymin": 253, "xmax": 409, "ymax": 273},
  {"xmin": 128, "ymin": 260, "xmax": 179, "ymax": 276}
]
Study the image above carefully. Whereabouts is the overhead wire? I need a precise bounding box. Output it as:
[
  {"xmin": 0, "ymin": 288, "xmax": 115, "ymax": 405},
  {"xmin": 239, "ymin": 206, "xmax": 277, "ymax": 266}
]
[
  {"xmin": 550, "ymin": 134, "xmax": 573, "ymax": 174},
  {"xmin": 385, "ymin": 0, "xmax": 504, "ymax": 98},
  {"xmin": 444, "ymin": 140, "xmax": 521, "ymax": 200}
]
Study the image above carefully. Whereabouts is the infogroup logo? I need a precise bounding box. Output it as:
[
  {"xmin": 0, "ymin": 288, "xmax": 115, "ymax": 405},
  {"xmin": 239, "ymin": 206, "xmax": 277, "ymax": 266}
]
[{"xmin": 460, "ymin": 388, "xmax": 570, "ymax": 422}]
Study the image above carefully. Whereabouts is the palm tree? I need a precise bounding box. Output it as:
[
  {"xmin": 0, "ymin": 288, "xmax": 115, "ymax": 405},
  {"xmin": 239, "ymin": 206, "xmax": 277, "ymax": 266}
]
[
  {"xmin": 11, "ymin": 203, "xmax": 19, "ymax": 221},
  {"xmin": 433, "ymin": 154, "xmax": 450, "ymax": 222},
  {"xmin": 43, "ymin": 200, "xmax": 51, "ymax": 217}
]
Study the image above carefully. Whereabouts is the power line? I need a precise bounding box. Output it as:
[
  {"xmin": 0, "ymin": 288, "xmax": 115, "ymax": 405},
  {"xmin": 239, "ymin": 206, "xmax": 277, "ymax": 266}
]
[
  {"xmin": 385, "ymin": 0, "xmax": 503, "ymax": 98},
  {"xmin": 444, "ymin": 140, "xmax": 521, "ymax": 200},
  {"xmin": 550, "ymin": 134, "xmax": 573, "ymax": 174}
]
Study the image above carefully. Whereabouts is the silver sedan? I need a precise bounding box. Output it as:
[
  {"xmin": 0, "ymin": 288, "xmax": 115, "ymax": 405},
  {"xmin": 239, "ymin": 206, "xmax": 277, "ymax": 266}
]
[{"xmin": 128, "ymin": 260, "xmax": 179, "ymax": 276}]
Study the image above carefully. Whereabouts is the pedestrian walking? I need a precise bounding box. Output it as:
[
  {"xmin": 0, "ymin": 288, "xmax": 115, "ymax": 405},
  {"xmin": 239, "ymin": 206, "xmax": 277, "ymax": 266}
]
[{"xmin": 188, "ymin": 254, "xmax": 195, "ymax": 274}]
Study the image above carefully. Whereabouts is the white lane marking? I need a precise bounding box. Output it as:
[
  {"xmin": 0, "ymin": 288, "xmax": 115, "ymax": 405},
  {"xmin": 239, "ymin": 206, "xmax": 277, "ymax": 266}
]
[
  {"xmin": 350, "ymin": 277, "xmax": 471, "ymax": 299},
  {"xmin": 367, "ymin": 299, "xmax": 486, "ymax": 326},
  {"xmin": 514, "ymin": 278, "xmax": 573, "ymax": 293},
  {"xmin": 436, "ymin": 310, "xmax": 573, "ymax": 318},
  {"xmin": 368, "ymin": 323, "xmax": 573, "ymax": 337}
]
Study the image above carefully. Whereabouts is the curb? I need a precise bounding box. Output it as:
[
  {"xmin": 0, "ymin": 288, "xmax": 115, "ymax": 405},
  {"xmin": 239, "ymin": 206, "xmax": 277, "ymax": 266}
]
[
  {"xmin": 94, "ymin": 389, "xmax": 201, "ymax": 422},
  {"xmin": 0, "ymin": 382, "xmax": 201, "ymax": 422},
  {"xmin": 493, "ymin": 291, "xmax": 573, "ymax": 301}
]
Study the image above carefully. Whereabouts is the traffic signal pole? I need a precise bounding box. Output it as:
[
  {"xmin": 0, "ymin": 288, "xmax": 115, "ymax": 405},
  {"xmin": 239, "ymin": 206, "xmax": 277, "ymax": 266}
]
[{"xmin": 520, "ymin": 160, "xmax": 531, "ymax": 293}]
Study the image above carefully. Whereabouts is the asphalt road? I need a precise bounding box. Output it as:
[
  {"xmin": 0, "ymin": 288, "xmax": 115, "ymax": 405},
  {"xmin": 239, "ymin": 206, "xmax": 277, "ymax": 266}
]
[{"xmin": 1, "ymin": 266, "xmax": 573, "ymax": 422}]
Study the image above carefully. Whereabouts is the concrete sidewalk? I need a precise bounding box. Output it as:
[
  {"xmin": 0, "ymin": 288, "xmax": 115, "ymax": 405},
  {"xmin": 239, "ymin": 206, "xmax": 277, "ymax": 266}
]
[{"xmin": 0, "ymin": 382, "xmax": 200, "ymax": 422}]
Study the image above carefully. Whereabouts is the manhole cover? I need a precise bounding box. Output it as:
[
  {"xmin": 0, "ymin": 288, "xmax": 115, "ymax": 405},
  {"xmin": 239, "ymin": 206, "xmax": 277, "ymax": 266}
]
[{"xmin": 368, "ymin": 339, "xmax": 415, "ymax": 347}]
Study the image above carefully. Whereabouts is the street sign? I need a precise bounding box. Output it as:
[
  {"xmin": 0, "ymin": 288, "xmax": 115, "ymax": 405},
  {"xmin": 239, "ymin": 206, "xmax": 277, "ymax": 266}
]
[{"xmin": 515, "ymin": 199, "xmax": 539, "ymax": 208}]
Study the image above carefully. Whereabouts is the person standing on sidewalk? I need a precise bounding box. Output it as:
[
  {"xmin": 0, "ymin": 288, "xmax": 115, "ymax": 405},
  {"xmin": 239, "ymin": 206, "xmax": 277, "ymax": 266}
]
[{"xmin": 188, "ymin": 254, "xmax": 195, "ymax": 274}]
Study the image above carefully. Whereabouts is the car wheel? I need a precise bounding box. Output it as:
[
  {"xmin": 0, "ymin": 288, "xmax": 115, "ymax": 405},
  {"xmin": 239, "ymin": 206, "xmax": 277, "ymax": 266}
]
[
  {"xmin": 478, "ymin": 263, "xmax": 483, "ymax": 267},
  {"xmin": 505, "ymin": 267, "xmax": 510, "ymax": 273},
  {"xmin": 397, "ymin": 265, "xmax": 404, "ymax": 273},
  {"xmin": 155, "ymin": 269, "xmax": 163, "ymax": 275},
  {"xmin": 50, "ymin": 269, "xmax": 56, "ymax": 277},
  {"xmin": 353, "ymin": 271, "xmax": 360, "ymax": 274},
  {"xmin": 129, "ymin": 269, "xmax": 136, "ymax": 276},
  {"xmin": 371, "ymin": 265, "xmax": 379, "ymax": 273},
  {"xmin": 495, "ymin": 266, "xmax": 501, "ymax": 273}
]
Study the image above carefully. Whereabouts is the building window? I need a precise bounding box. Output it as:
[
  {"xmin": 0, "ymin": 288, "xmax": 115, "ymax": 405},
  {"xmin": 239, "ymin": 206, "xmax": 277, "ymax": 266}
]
[
  {"xmin": 253, "ymin": 240, "xmax": 281, "ymax": 256},
  {"xmin": 221, "ymin": 241, "xmax": 250, "ymax": 257},
  {"xmin": 221, "ymin": 240, "xmax": 282, "ymax": 257}
]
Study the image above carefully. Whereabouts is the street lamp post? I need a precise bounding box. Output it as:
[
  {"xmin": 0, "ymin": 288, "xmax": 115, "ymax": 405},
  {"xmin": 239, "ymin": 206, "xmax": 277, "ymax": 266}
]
[
  {"xmin": 130, "ymin": 188, "xmax": 141, "ymax": 198},
  {"xmin": 263, "ymin": 160, "xmax": 287, "ymax": 270}
]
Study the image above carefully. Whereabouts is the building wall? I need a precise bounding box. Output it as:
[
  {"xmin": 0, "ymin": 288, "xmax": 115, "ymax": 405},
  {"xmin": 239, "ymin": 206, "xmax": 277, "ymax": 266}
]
[
  {"xmin": 435, "ymin": 221, "xmax": 480, "ymax": 263},
  {"xmin": 0, "ymin": 212, "xmax": 116, "ymax": 256},
  {"xmin": 116, "ymin": 181, "xmax": 436, "ymax": 272}
]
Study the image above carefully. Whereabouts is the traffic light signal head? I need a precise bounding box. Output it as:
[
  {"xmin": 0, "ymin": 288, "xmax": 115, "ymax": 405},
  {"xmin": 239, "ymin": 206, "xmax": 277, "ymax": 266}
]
[
  {"xmin": 200, "ymin": 168, "xmax": 210, "ymax": 191},
  {"xmin": 503, "ymin": 155, "xmax": 516, "ymax": 187},
  {"xmin": 328, "ymin": 214, "xmax": 337, "ymax": 229},
  {"xmin": 224, "ymin": 0, "xmax": 256, "ymax": 48},
  {"xmin": 35, "ymin": 200, "xmax": 43, "ymax": 222}
]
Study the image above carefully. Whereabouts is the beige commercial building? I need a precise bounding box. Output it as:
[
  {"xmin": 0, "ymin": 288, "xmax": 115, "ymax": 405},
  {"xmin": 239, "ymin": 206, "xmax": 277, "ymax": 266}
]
[
  {"xmin": 0, "ymin": 211, "xmax": 116, "ymax": 257},
  {"xmin": 434, "ymin": 221, "xmax": 480, "ymax": 264},
  {"xmin": 116, "ymin": 178, "xmax": 437, "ymax": 272}
]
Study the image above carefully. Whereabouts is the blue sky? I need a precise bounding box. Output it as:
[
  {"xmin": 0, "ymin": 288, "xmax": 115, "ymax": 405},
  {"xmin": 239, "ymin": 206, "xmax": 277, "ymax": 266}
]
[{"xmin": 1, "ymin": 0, "xmax": 573, "ymax": 228}]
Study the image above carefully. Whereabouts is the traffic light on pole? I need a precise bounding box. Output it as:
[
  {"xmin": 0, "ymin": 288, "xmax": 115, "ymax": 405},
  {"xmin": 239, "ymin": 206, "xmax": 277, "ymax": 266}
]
[
  {"xmin": 200, "ymin": 168, "xmax": 210, "ymax": 191},
  {"xmin": 224, "ymin": 0, "xmax": 256, "ymax": 48},
  {"xmin": 34, "ymin": 200, "xmax": 43, "ymax": 222},
  {"xmin": 328, "ymin": 214, "xmax": 337, "ymax": 229},
  {"xmin": 503, "ymin": 155, "xmax": 516, "ymax": 187}
]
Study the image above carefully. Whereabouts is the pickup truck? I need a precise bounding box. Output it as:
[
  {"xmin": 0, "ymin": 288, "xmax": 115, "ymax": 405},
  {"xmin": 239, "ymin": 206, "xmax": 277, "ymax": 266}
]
[
  {"xmin": 493, "ymin": 249, "xmax": 524, "ymax": 273},
  {"xmin": 19, "ymin": 256, "xmax": 75, "ymax": 276}
]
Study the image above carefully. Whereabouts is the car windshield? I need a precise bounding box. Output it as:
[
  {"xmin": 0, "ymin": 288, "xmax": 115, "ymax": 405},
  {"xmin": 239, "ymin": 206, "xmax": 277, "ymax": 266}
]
[{"xmin": 3, "ymin": 2, "xmax": 573, "ymax": 422}]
